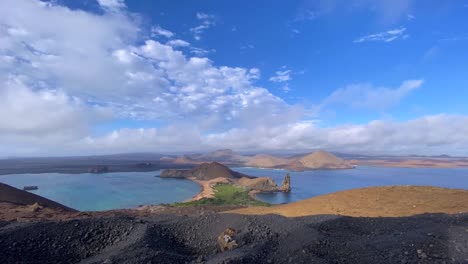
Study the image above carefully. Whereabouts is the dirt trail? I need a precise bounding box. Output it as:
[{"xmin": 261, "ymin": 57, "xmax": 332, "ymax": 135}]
[{"xmin": 185, "ymin": 177, "xmax": 231, "ymax": 201}]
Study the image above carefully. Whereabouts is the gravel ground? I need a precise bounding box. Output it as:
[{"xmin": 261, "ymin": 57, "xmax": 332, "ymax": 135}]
[{"xmin": 0, "ymin": 213, "xmax": 467, "ymax": 264}]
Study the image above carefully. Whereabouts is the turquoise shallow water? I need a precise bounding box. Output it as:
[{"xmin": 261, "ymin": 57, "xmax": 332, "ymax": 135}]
[
  {"xmin": 0, "ymin": 171, "xmax": 200, "ymax": 211},
  {"xmin": 1, "ymin": 166, "xmax": 467, "ymax": 210},
  {"xmin": 233, "ymin": 166, "xmax": 468, "ymax": 204}
]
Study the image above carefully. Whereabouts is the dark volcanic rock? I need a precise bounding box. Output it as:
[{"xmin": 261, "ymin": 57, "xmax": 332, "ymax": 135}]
[
  {"xmin": 160, "ymin": 162, "xmax": 249, "ymax": 180},
  {"xmin": 159, "ymin": 169, "xmax": 189, "ymax": 178},
  {"xmin": 23, "ymin": 185, "xmax": 38, "ymax": 191},
  {"xmin": 279, "ymin": 173, "xmax": 291, "ymax": 192},
  {"xmin": 0, "ymin": 213, "xmax": 466, "ymax": 264},
  {"xmin": 0, "ymin": 183, "xmax": 76, "ymax": 212}
]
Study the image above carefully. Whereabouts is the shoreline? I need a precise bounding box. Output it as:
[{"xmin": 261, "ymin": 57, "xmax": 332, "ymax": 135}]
[
  {"xmin": 184, "ymin": 177, "xmax": 232, "ymax": 202},
  {"xmin": 183, "ymin": 177, "xmax": 274, "ymax": 204},
  {"xmin": 3, "ymin": 159, "xmax": 468, "ymax": 176},
  {"xmin": 2, "ymin": 162, "xmax": 468, "ymax": 177}
]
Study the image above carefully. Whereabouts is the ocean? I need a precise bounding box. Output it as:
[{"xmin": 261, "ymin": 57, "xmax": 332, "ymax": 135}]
[
  {"xmin": 1, "ymin": 166, "xmax": 467, "ymax": 210},
  {"xmin": 0, "ymin": 171, "xmax": 200, "ymax": 211},
  {"xmin": 233, "ymin": 166, "xmax": 468, "ymax": 204}
]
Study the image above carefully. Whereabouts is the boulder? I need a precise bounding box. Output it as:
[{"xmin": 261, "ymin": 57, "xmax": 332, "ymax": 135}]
[
  {"xmin": 279, "ymin": 174, "xmax": 291, "ymax": 192},
  {"xmin": 237, "ymin": 177, "xmax": 278, "ymax": 192}
]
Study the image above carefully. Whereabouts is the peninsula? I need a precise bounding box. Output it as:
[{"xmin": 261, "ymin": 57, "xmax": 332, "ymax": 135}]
[{"xmin": 160, "ymin": 162, "xmax": 290, "ymax": 203}]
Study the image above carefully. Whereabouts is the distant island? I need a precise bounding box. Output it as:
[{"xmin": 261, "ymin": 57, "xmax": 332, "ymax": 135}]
[
  {"xmin": 159, "ymin": 162, "xmax": 290, "ymax": 204},
  {"xmin": 246, "ymin": 150, "xmax": 354, "ymax": 171},
  {"xmin": 163, "ymin": 149, "xmax": 354, "ymax": 171},
  {"xmin": 1, "ymin": 149, "xmax": 467, "ymax": 175}
]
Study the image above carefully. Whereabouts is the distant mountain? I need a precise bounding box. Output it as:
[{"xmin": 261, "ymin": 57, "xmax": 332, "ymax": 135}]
[
  {"xmin": 245, "ymin": 154, "xmax": 290, "ymax": 168},
  {"xmin": 172, "ymin": 156, "xmax": 202, "ymax": 165},
  {"xmin": 169, "ymin": 149, "xmax": 250, "ymax": 165},
  {"xmin": 288, "ymin": 150, "xmax": 354, "ymax": 170},
  {"xmin": 244, "ymin": 150, "xmax": 353, "ymax": 171},
  {"xmin": 0, "ymin": 183, "xmax": 76, "ymax": 211},
  {"xmin": 160, "ymin": 162, "xmax": 249, "ymax": 180}
]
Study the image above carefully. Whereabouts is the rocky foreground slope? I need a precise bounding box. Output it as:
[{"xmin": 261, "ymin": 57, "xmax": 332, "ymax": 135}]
[
  {"xmin": 0, "ymin": 183, "xmax": 76, "ymax": 211},
  {"xmin": 0, "ymin": 184, "xmax": 467, "ymax": 263},
  {"xmin": 0, "ymin": 212, "xmax": 467, "ymax": 263}
]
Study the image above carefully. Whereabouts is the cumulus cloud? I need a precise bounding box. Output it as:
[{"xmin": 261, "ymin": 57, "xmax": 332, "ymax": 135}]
[
  {"xmin": 8, "ymin": 114, "xmax": 464, "ymax": 156},
  {"xmin": 0, "ymin": 0, "xmax": 466, "ymax": 157},
  {"xmin": 97, "ymin": 0, "xmax": 126, "ymax": 10},
  {"xmin": 0, "ymin": 0, "xmax": 291, "ymax": 124},
  {"xmin": 354, "ymin": 27, "xmax": 409, "ymax": 43},
  {"xmin": 151, "ymin": 25, "xmax": 174, "ymax": 38},
  {"xmin": 269, "ymin": 69, "xmax": 292, "ymax": 83},
  {"xmin": 190, "ymin": 12, "xmax": 216, "ymax": 40},
  {"xmin": 0, "ymin": 77, "xmax": 91, "ymax": 137},
  {"xmin": 269, "ymin": 67, "xmax": 296, "ymax": 93},
  {"xmin": 166, "ymin": 39, "xmax": 190, "ymax": 47},
  {"xmin": 320, "ymin": 79, "xmax": 423, "ymax": 111},
  {"xmin": 202, "ymin": 115, "xmax": 468, "ymax": 155},
  {"xmin": 0, "ymin": 0, "xmax": 301, "ymax": 156}
]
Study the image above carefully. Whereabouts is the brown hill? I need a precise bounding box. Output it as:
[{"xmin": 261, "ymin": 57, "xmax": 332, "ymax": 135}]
[
  {"xmin": 285, "ymin": 150, "xmax": 353, "ymax": 170},
  {"xmin": 245, "ymin": 154, "xmax": 290, "ymax": 168},
  {"xmin": 160, "ymin": 162, "xmax": 249, "ymax": 180},
  {"xmin": 172, "ymin": 156, "xmax": 202, "ymax": 165},
  {"xmin": 229, "ymin": 185, "xmax": 468, "ymax": 217},
  {"xmin": 0, "ymin": 183, "xmax": 76, "ymax": 211},
  {"xmin": 237, "ymin": 177, "xmax": 279, "ymax": 192},
  {"xmin": 168, "ymin": 149, "xmax": 249, "ymax": 165}
]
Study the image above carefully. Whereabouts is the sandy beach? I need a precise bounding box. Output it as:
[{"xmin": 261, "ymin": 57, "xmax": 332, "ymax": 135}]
[{"xmin": 185, "ymin": 177, "xmax": 232, "ymax": 202}]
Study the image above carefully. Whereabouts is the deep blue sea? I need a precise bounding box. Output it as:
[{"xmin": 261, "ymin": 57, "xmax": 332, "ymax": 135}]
[
  {"xmin": 0, "ymin": 171, "xmax": 200, "ymax": 211},
  {"xmin": 233, "ymin": 166, "xmax": 468, "ymax": 204},
  {"xmin": 1, "ymin": 166, "xmax": 467, "ymax": 211}
]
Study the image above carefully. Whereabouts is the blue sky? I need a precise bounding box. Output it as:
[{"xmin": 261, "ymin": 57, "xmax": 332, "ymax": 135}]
[{"xmin": 0, "ymin": 0, "xmax": 468, "ymax": 156}]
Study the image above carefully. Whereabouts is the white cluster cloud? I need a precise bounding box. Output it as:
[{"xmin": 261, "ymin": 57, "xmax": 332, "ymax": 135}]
[
  {"xmin": 0, "ymin": 0, "xmax": 300, "ymax": 155},
  {"xmin": 151, "ymin": 25, "xmax": 174, "ymax": 38},
  {"xmin": 97, "ymin": 0, "xmax": 126, "ymax": 10},
  {"xmin": 166, "ymin": 39, "xmax": 191, "ymax": 47},
  {"xmin": 354, "ymin": 27, "xmax": 409, "ymax": 43},
  {"xmin": 0, "ymin": 77, "xmax": 93, "ymax": 137},
  {"xmin": 190, "ymin": 12, "xmax": 216, "ymax": 40},
  {"xmin": 5, "ymin": 114, "xmax": 464, "ymax": 156},
  {"xmin": 0, "ymin": 0, "xmax": 467, "ymax": 157},
  {"xmin": 269, "ymin": 69, "xmax": 292, "ymax": 83},
  {"xmin": 269, "ymin": 67, "xmax": 295, "ymax": 93},
  {"xmin": 202, "ymin": 114, "xmax": 468, "ymax": 155}
]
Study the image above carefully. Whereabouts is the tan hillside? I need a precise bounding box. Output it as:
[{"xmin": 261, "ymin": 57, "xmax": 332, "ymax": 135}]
[
  {"xmin": 245, "ymin": 154, "xmax": 290, "ymax": 168},
  {"xmin": 172, "ymin": 156, "xmax": 201, "ymax": 165},
  {"xmin": 185, "ymin": 149, "xmax": 250, "ymax": 164},
  {"xmin": 229, "ymin": 186, "xmax": 468, "ymax": 217},
  {"xmin": 286, "ymin": 150, "xmax": 353, "ymax": 170},
  {"xmin": 160, "ymin": 162, "xmax": 248, "ymax": 180}
]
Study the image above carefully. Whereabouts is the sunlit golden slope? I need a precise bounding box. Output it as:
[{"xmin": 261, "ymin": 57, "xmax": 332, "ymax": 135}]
[{"xmin": 229, "ymin": 186, "xmax": 468, "ymax": 217}]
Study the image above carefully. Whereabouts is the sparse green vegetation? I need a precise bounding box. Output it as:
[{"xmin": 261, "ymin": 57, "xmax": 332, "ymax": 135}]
[{"xmin": 173, "ymin": 183, "xmax": 270, "ymax": 207}]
